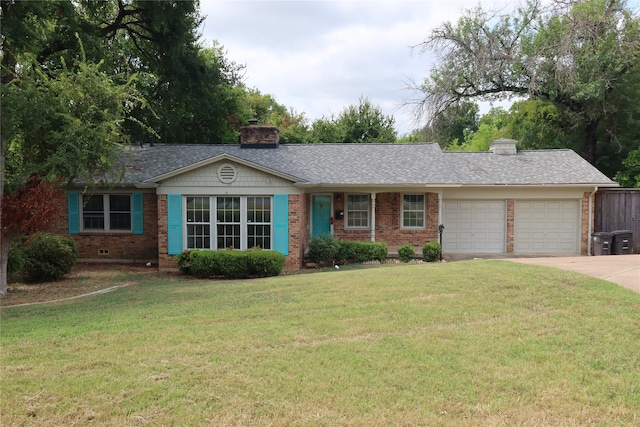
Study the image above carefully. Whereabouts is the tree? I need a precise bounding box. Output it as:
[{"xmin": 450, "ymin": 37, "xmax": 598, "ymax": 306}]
[
  {"xmin": 336, "ymin": 97, "xmax": 397, "ymax": 143},
  {"xmin": 422, "ymin": 101, "xmax": 479, "ymax": 148},
  {"xmin": 1, "ymin": 1, "xmax": 246, "ymax": 145},
  {"xmin": 0, "ymin": 53, "xmax": 143, "ymax": 293},
  {"xmin": 310, "ymin": 97, "xmax": 397, "ymax": 143},
  {"xmin": 614, "ymin": 149, "xmax": 640, "ymax": 187},
  {"xmin": 412, "ymin": 0, "xmax": 640, "ymax": 174},
  {"xmin": 449, "ymin": 107, "xmax": 510, "ymax": 151},
  {"xmin": 240, "ymin": 89, "xmax": 311, "ymax": 143}
]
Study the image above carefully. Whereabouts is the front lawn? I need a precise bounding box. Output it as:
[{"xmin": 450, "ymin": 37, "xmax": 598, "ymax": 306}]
[{"xmin": 1, "ymin": 261, "xmax": 639, "ymax": 426}]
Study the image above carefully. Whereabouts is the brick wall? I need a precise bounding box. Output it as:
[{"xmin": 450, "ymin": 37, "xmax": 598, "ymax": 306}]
[
  {"xmin": 332, "ymin": 192, "xmax": 439, "ymax": 250},
  {"xmin": 284, "ymin": 194, "xmax": 308, "ymax": 270},
  {"xmin": 45, "ymin": 192, "xmax": 158, "ymax": 263},
  {"xmin": 157, "ymin": 194, "xmax": 175, "ymax": 271},
  {"xmin": 581, "ymin": 192, "xmax": 591, "ymax": 255},
  {"xmin": 506, "ymin": 199, "xmax": 515, "ymax": 253}
]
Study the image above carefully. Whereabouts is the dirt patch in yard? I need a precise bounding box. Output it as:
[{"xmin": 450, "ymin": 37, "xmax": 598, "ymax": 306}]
[{"xmin": 1, "ymin": 263, "xmax": 159, "ymax": 307}]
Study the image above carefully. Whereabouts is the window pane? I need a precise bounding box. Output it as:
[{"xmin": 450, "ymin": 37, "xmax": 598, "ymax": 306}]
[
  {"xmin": 83, "ymin": 214, "xmax": 105, "ymax": 230},
  {"xmin": 217, "ymin": 197, "xmax": 240, "ymax": 223},
  {"xmin": 217, "ymin": 224, "xmax": 240, "ymax": 249},
  {"xmin": 83, "ymin": 195, "xmax": 105, "ymax": 230},
  {"xmin": 110, "ymin": 212, "xmax": 131, "ymax": 230},
  {"xmin": 84, "ymin": 195, "xmax": 104, "ymax": 211},
  {"xmin": 346, "ymin": 194, "xmax": 369, "ymax": 228},
  {"xmin": 110, "ymin": 195, "xmax": 130, "ymax": 212},
  {"xmin": 402, "ymin": 194, "xmax": 425, "ymax": 228},
  {"xmin": 187, "ymin": 197, "xmax": 210, "ymax": 224},
  {"xmin": 248, "ymin": 224, "xmax": 271, "ymax": 250},
  {"xmin": 187, "ymin": 224, "xmax": 210, "ymax": 249}
]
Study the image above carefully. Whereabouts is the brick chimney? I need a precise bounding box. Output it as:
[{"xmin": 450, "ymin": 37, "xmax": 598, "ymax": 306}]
[{"xmin": 240, "ymin": 120, "xmax": 279, "ymax": 148}]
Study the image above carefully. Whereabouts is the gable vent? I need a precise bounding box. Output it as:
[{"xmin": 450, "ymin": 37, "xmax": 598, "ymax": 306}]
[{"xmin": 217, "ymin": 163, "xmax": 237, "ymax": 184}]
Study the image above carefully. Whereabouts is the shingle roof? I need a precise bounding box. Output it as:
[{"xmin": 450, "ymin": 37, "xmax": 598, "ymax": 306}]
[{"xmin": 123, "ymin": 143, "xmax": 615, "ymax": 187}]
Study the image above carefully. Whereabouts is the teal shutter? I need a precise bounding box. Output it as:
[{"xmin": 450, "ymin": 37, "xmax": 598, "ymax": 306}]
[
  {"xmin": 68, "ymin": 192, "xmax": 80, "ymax": 234},
  {"xmin": 132, "ymin": 192, "xmax": 144, "ymax": 235},
  {"xmin": 167, "ymin": 194, "xmax": 183, "ymax": 255},
  {"xmin": 273, "ymin": 194, "xmax": 289, "ymax": 255}
]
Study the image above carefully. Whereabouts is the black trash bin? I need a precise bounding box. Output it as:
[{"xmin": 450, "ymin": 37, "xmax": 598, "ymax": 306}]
[
  {"xmin": 592, "ymin": 231, "xmax": 614, "ymax": 256},
  {"xmin": 611, "ymin": 230, "xmax": 633, "ymax": 255}
]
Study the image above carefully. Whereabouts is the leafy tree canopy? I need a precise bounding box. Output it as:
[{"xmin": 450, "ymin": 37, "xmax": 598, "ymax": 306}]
[
  {"xmin": 310, "ymin": 97, "xmax": 397, "ymax": 143},
  {"xmin": 412, "ymin": 0, "xmax": 640, "ymax": 176}
]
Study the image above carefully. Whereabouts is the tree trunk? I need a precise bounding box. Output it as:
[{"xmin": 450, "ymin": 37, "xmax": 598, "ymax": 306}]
[
  {"xmin": 583, "ymin": 120, "xmax": 598, "ymax": 166},
  {"xmin": 0, "ymin": 230, "xmax": 19, "ymax": 295}
]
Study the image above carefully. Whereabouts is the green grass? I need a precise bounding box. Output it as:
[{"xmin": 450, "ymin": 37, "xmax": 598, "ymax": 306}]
[{"xmin": 1, "ymin": 261, "xmax": 639, "ymax": 426}]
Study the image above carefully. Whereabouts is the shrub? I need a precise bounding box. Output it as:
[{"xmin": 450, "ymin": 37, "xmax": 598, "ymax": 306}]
[
  {"xmin": 247, "ymin": 250, "xmax": 286, "ymax": 277},
  {"xmin": 7, "ymin": 240, "xmax": 25, "ymax": 276},
  {"xmin": 336, "ymin": 240, "xmax": 387, "ymax": 264},
  {"xmin": 216, "ymin": 251, "xmax": 249, "ymax": 279},
  {"xmin": 307, "ymin": 234, "xmax": 339, "ymax": 266},
  {"xmin": 174, "ymin": 250, "xmax": 193, "ymax": 274},
  {"xmin": 397, "ymin": 244, "xmax": 415, "ymax": 263},
  {"xmin": 186, "ymin": 249, "xmax": 284, "ymax": 279},
  {"xmin": 22, "ymin": 233, "xmax": 78, "ymax": 282},
  {"xmin": 422, "ymin": 241, "xmax": 442, "ymax": 262}
]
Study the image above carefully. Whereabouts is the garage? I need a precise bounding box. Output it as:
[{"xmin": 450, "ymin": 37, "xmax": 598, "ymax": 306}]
[
  {"xmin": 442, "ymin": 200, "xmax": 505, "ymax": 253},
  {"xmin": 514, "ymin": 200, "xmax": 580, "ymax": 254}
]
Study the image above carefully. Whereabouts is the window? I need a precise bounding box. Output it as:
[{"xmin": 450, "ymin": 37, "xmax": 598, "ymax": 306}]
[
  {"xmin": 247, "ymin": 196, "xmax": 271, "ymax": 249},
  {"xmin": 217, "ymin": 196, "xmax": 241, "ymax": 249},
  {"xmin": 82, "ymin": 194, "xmax": 131, "ymax": 231},
  {"xmin": 346, "ymin": 194, "xmax": 369, "ymax": 228},
  {"xmin": 186, "ymin": 196, "xmax": 211, "ymax": 249},
  {"xmin": 402, "ymin": 194, "xmax": 425, "ymax": 229},
  {"xmin": 184, "ymin": 196, "xmax": 272, "ymax": 250}
]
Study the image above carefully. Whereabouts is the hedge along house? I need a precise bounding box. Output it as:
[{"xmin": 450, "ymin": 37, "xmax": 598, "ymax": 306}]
[{"xmin": 51, "ymin": 124, "xmax": 616, "ymax": 271}]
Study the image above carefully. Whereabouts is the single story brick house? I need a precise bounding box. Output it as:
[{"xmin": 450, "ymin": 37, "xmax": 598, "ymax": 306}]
[{"xmin": 46, "ymin": 124, "xmax": 617, "ymax": 271}]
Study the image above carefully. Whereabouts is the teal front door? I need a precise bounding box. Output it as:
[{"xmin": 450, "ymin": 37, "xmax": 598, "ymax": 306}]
[{"xmin": 311, "ymin": 195, "xmax": 332, "ymax": 237}]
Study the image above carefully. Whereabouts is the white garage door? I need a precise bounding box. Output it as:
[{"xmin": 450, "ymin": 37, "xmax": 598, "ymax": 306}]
[
  {"xmin": 514, "ymin": 200, "xmax": 579, "ymax": 254},
  {"xmin": 443, "ymin": 200, "xmax": 505, "ymax": 253}
]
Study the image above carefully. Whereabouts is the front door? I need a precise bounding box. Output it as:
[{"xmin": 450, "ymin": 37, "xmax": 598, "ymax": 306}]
[{"xmin": 311, "ymin": 195, "xmax": 332, "ymax": 237}]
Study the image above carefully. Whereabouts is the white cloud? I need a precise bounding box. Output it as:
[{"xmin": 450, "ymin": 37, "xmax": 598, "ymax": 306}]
[{"xmin": 199, "ymin": 0, "xmax": 518, "ymax": 135}]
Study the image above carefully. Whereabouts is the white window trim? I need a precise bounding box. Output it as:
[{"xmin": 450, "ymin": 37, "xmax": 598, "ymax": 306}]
[
  {"xmin": 80, "ymin": 194, "xmax": 132, "ymax": 232},
  {"xmin": 345, "ymin": 193, "xmax": 370, "ymax": 230},
  {"xmin": 401, "ymin": 193, "xmax": 426, "ymax": 230},
  {"xmin": 183, "ymin": 196, "xmax": 273, "ymax": 251}
]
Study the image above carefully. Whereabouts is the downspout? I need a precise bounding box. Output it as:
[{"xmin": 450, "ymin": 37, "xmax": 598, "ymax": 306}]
[
  {"xmin": 370, "ymin": 192, "xmax": 377, "ymax": 242},
  {"xmin": 438, "ymin": 191, "xmax": 443, "ymax": 230},
  {"xmin": 588, "ymin": 186, "xmax": 598, "ymax": 256}
]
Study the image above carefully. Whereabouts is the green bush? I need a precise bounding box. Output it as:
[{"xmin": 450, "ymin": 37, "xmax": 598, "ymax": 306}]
[
  {"xmin": 336, "ymin": 240, "xmax": 387, "ymax": 264},
  {"xmin": 185, "ymin": 249, "xmax": 284, "ymax": 279},
  {"xmin": 307, "ymin": 237, "xmax": 387, "ymax": 266},
  {"xmin": 397, "ymin": 244, "xmax": 415, "ymax": 263},
  {"xmin": 174, "ymin": 250, "xmax": 193, "ymax": 274},
  {"xmin": 422, "ymin": 241, "xmax": 442, "ymax": 262},
  {"xmin": 7, "ymin": 241, "xmax": 25, "ymax": 277},
  {"xmin": 216, "ymin": 251, "xmax": 249, "ymax": 279},
  {"xmin": 247, "ymin": 250, "xmax": 286, "ymax": 277},
  {"xmin": 307, "ymin": 234, "xmax": 339, "ymax": 266},
  {"xmin": 22, "ymin": 233, "xmax": 78, "ymax": 282}
]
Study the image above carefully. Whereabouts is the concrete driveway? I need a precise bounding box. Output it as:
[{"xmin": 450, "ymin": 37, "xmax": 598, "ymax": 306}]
[{"xmin": 509, "ymin": 254, "xmax": 640, "ymax": 294}]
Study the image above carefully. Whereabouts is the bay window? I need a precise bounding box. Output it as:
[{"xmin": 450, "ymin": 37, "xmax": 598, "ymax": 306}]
[{"xmin": 185, "ymin": 196, "xmax": 272, "ymax": 250}]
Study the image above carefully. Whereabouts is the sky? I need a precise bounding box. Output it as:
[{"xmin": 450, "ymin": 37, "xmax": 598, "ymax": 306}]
[{"xmin": 197, "ymin": 0, "xmax": 522, "ymax": 135}]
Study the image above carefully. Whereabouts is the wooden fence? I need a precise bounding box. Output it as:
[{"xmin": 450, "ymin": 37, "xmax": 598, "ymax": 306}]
[{"xmin": 594, "ymin": 189, "xmax": 640, "ymax": 253}]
